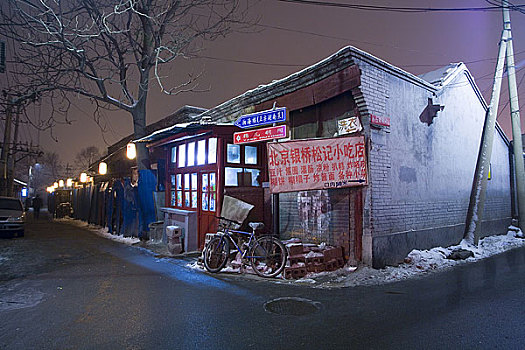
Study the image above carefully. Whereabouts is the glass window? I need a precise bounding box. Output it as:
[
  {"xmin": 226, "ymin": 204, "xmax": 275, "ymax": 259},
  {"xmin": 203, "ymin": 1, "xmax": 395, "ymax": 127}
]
[
  {"xmin": 191, "ymin": 173, "xmax": 197, "ymax": 190},
  {"xmin": 176, "ymin": 174, "xmax": 182, "ymax": 190},
  {"xmin": 202, "ymin": 173, "xmax": 208, "ymax": 192},
  {"xmin": 187, "ymin": 142, "xmax": 195, "ymax": 166},
  {"xmin": 171, "ymin": 146, "xmax": 177, "ymax": 164},
  {"xmin": 245, "ymin": 168, "xmax": 261, "ymax": 186},
  {"xmin": 178, "ymin": 144, "xmax": 186, "ymax": 168},
  {"xmin": 225, "ymin": 167, "xmax": 243, "ymax": 186},
  {"xmin": 197, "ymin": 140, "xmax": 206, "ymax": 165},
  {"xmin": 170, "ymin": 175, "xmax": 176, "ymax": 187},
  {"xmin": 227, "ymin": 144, "xmax": 240, "ymax": 163},
  {"xmin": 177, "ymin": 191, "xmax": 182, "ymax": 207},
  {"xmin": 185, "ymin": 192, "xmax": 190, "ymax": 207},
  {"xmin": 184, "ymin": 174, "xmax": 190, "ymax": 190},
  {"xmin": 210, "ymin": 173, "xmax": 216, "ymax": 191},
  {"xmin": 208, "ymin": 138, "xmax": 217, "ymax": 164},
  {"xmin": 191, "ymin": 192, "xmax": 198, "ymax": 208},
  {"xmin": 202, "ymin": 193, "xmax": 209, "ymax": 211},
  {"xmin": 210, "ymin": 193, "xmax": 216, "ymax": 211},
  {"xmin": 171, "ymin": 191, "xmax": 176, "ymax": 206},
  {"xmin": 245, "ymin": 146, "xmax": 257, "ymax": 165}
]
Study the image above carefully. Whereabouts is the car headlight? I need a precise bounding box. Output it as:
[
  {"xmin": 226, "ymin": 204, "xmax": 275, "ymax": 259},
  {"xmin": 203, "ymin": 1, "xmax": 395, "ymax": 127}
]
[{"xmin": 7, "ymin": 216, "xmax": 24, "ymax": 222}]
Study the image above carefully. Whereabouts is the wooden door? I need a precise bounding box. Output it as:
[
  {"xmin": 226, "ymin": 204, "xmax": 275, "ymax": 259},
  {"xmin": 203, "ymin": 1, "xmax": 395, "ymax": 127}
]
[{"xmin": 197, "ymin": 170, "xmax": 218, "ymax": 249}]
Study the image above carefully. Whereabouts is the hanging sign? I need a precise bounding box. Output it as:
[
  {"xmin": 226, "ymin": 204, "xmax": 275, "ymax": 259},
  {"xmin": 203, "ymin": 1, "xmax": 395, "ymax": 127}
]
[
  {"xmin": 337, "ymin": 116, "xmax": 362, "ymax": 135},
  {"xmin": 267, "ymin": 136, "xmax": 367, "ymax": 193},
  {"xmin": 234, "ymin": 125, "xmax": 287, "ymax": 145},
  {"xmin": 234, "ymin": 107, "xmax": 286, "ymax": 129},
  {"xmin": 371, "ymin": 114, "xmax": 390, "ymax": 127}
]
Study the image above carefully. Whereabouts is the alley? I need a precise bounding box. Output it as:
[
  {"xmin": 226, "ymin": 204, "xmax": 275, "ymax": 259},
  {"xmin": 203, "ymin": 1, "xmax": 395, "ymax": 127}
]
[{"xmin": 1, "ymin": 214, "xmax": 525, "ymax": 350}]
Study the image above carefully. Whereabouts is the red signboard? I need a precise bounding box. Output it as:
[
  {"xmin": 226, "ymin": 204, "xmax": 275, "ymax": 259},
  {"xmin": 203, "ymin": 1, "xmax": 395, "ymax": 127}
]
[
  {"xmin": 234, "ymin": 125, "xmax": 287, "ymax": 145},
  {"xmin": 371, "ymin": 114, "xmax": 390, "ymax": 127},
  {"xmin": 267, "ymin": 136, "xmax": 368, "ymax": 193}
]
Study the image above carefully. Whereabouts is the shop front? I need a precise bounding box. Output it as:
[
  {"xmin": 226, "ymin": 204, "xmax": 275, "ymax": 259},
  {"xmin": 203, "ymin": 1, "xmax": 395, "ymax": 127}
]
[{"xmin": 145, "ymin": 124, "xmax": 267, "ymax": 251}]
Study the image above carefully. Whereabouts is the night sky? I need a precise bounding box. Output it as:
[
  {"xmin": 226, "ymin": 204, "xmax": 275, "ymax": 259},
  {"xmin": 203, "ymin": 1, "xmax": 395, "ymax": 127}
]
[{"xmin": 11, "ymin": 0, "xmax": 525, "ymax": 165}]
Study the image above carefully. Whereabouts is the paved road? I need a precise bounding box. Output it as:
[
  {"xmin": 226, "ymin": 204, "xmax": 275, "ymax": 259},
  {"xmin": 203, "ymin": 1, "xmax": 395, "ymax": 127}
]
[{"xmin": 1, "ymin": 212, "xmax": 525, "ymax": 349}]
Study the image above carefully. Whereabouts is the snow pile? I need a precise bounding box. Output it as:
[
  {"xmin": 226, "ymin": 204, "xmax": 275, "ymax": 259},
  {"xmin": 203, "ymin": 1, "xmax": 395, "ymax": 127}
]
[
  {"xmin": 55, "ymin": 217, "xmax": 140, "ymax": 245},
  {"xmin": 290, "ymin": 229, "xmax": 525, "ymax": 289}
]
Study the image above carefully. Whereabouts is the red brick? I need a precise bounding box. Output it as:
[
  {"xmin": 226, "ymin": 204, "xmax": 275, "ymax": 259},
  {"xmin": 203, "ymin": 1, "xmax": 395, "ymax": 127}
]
[
  {"xmin": 284, "ymin": 266, "xmax": 308, "ymax": 279},
  {"xmin": 287, "ymin": 244, "xmax": 304, "ymax": 256}
]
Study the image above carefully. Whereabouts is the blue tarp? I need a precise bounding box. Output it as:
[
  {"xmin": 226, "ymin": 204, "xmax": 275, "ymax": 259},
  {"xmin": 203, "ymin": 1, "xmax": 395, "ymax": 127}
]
[{"xmin": 138, "ymin": 169, "xmax": 157, "ymax": 240}]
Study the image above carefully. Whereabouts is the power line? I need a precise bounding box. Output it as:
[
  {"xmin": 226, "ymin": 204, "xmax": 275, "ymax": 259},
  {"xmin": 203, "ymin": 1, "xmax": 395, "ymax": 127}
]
[{"xmin": 276, "ymin": 0, "xmax": 525, "ymax": 13}]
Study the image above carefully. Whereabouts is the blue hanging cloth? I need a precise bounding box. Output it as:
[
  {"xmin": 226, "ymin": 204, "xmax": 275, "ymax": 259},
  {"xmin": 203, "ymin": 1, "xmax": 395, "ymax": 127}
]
[{"xmin": 137, "ymin": 169, "xmax": 157, "ymax": 240}]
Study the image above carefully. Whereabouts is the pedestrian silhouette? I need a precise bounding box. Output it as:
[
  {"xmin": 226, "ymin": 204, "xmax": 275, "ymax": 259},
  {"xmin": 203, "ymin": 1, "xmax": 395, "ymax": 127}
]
[{"xmin": 32, "ymin": 194, "xmax": 43, "ymax": 220}]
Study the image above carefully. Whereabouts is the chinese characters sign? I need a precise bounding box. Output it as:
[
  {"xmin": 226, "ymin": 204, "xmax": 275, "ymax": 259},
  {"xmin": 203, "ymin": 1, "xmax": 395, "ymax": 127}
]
[
  {"xmin": 337, "ymin": 116, "xmax": 362, "ymax": 135},
  {"xmin": 267, "ymin": 136, "xmax": 367, "ymax": 193},
  {"xmin": 234, "ymin": 107, "xmax": 286, "ymax": 129},
  {"xmin": 234, "ymin": 125, "xmax": 287, "ymax": 145},
  {"xmin": 370, "ymin": 114, "xmax": 390, "ymax": 127}
]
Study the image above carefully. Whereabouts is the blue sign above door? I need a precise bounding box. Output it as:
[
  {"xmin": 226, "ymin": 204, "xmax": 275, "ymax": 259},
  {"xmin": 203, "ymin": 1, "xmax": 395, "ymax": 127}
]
[{"xmin": 234, "ymin": 107, "xmax": 286, "ymax": 129}]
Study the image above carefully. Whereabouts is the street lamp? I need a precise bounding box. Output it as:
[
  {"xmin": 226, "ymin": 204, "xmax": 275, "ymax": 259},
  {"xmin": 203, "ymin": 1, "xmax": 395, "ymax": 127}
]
[
  {"xmin": 98, "ymin": 162, "xmax": 107, "ymax": 175},
  {"xmin": 126, "ymin": 143, "xmax": 136, "ymax": 159}
]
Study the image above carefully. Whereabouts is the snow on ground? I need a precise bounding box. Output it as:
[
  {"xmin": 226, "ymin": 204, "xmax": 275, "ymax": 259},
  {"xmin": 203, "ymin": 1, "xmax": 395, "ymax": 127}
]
[
  {"xmin": 288, "ymin": 228, "xmax": 525, "ymax": 289},
  {"xmin": 58, "ymin": 217, "xmax": 525, "ymax": 288},
  {"xmin": 55, "ymin": 217, "xmax": 140, "ymax": 245}
]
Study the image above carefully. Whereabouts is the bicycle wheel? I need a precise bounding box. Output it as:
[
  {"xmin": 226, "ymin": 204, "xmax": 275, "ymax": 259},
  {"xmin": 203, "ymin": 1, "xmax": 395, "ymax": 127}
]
[
  {"xmin": 203, "ymin": 236, "xmax": 229, "ymax": 273},
  {"xmin": 249, "ymin": 236, "xmax": 287, "ymax": 278}
]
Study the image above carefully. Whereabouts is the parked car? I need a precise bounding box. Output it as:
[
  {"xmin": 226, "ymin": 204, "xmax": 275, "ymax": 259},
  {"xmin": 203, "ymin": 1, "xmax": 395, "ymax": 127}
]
[
  {"xmin": 0, "ymin": 196, "xmax": 25, "ymax": 238},
  {"xmin": 55, "ymin": 202, "xmax": 73, "ymax": 219}
]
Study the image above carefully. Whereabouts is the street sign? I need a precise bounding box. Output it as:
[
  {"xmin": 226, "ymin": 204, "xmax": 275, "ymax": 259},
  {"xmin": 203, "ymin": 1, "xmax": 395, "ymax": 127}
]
[
  {"xmin": 234, "ymin": 125, "xmax": 287, "ymax": 145},
  {"xmin": 234, "ymin": 107, "xmax": 286, "ymax": 129}
]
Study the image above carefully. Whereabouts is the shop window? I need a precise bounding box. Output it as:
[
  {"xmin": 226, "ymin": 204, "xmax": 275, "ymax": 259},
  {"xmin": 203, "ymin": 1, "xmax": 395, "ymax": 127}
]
[
  {"xmin": 202, "ymin": 172, "xmax": 217, "ymax": 212},
  {"xmin": 171, "ymin": 146, "xmax": 177, "ymax": 164},
  {"xmin": 227, "ymin": 144, "xmax": 241, "ymax": 163},
  {"xmin": 245, "ymin": 146, "xmax": 257, "ymax": 165},
  {"xmin": 225, "ymin": 167, "xmax": 243, "ymax": 186},
  {"xmin": 178, "ymin": 144, "xmax": 186, "ymax": 168},
  {"xmin": 197, "ymin": 140, "xmax": 206, "ymax": 165},
  {"xmin": 225, "ymin": 167, "xmax": 261, "ymax": 187},
  {"xmin": 208, "ymin": 138, "xmax": 217, "ymax": 164},
  {"xmin": 187, "ymin": 142, "xmax": 195, "ymax": 166},
  {"xmin": 244, "ymin": 168, "xmax": 261, "ymax": 186},
  {"xmin": 191, "ymin": 173, "xmax": 198, "ymax": 208}
]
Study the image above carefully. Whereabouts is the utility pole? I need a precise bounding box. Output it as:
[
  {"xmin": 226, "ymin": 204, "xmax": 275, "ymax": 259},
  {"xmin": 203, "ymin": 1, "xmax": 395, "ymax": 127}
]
[
  {"xmin": 464, "ymin": 28, "xmax": 509, "ymax": 245},
  {"xmin": 1, "ymin": 96, "xmax": 13, "ymax": 196},
  {"xmin": 503, "ymin": 0, "xmax": 525, "ymax": 233},
  {"xmin": 7, "ymin": 104, "xmax": 21, "ymax": 196}
]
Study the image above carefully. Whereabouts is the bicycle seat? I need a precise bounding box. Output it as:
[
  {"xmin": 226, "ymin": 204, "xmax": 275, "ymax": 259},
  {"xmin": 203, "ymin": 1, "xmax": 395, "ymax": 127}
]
[{"xmin": 249, "ymin": 222, "xmax": 264, "ymax": 231}]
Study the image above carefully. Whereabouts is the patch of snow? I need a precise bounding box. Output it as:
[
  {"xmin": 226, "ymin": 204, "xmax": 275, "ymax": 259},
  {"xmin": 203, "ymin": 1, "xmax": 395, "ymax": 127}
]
[
  {"xmin": 55, "ymin": 217, "xmax": 140, "ymax": 245},
  {"xmin": 286, "ymin": 227, "xmax": 525, "ymax": 289}
]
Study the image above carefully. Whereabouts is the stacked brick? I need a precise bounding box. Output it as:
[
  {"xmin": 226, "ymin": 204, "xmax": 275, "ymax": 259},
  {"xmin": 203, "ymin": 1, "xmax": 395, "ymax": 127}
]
[{"xmin": 283, "ymin": 240, "xmax": 345, "ymax": 279}]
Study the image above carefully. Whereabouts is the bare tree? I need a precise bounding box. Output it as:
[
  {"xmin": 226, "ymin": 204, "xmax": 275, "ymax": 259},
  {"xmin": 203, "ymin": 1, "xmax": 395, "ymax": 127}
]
[
  {"xmin": 0, "ymin": 0, "xmax": 252, "ymax": 170},
  {"xmin": 74, "ymin": 145, "xmax": 100, "ymax": 171}
]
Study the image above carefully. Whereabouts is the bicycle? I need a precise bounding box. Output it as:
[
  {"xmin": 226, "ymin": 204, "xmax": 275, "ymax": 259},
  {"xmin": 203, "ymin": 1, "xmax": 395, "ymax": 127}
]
[{"xmin": 203, "ymin": 217, "xmax": 288, "ymax": 278}]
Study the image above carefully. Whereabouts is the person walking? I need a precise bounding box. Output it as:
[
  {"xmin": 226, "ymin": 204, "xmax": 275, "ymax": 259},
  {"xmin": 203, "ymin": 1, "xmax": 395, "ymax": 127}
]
[{"xmin": 32, "ymin": 194, "xmax": 43, "ymax": 220}]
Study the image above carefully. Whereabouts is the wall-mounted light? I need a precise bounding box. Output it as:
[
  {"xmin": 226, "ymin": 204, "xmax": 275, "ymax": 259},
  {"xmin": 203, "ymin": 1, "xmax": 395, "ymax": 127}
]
[
  {"xmin": 53, "ymin": 182, "xmax": 59, "ymax": 189},
  {"xmin": 126, "ymin": 143, "xmax": 136, "ymax": 160},
  {"xmin": 66, "ymin": 178, "xmax": 73, "ymax": 187},
  {"xmin": 47, "ymin": 186, "xmax": 54, "ymax": 193},
  {"xmin": 99, "ymin": 162, "xmax": 107, "ymax": 175},
  {"xmin": 80, "ymin": 173, "xmax": 88, "ymax": 183},
  {"xmin": 59, "ymin": 179, "xmax": 64, "ymax": 187}
]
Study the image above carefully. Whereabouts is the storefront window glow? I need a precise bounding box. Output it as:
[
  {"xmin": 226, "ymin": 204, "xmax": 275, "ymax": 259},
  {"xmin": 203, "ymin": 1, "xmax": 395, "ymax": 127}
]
[
  {"xmin": 208, "ymin": 138, "xmax": 217, "ymax": 164},
  {"xmin": 197, "ymin": 140, "xmax": 206, "ymax": 165},
  {"xmin": 178, "ymin": 144, "xmax": 186, "ymax": 168},
  {"xmin": 187, "ymin": 142, "xmax": 195, "ymax": 166},
  {"xmin": 245, "ymin": 146, "xmax": 258, "ymax": 164},
  {"xmin": 227, "ymin": 144, "xmax": 240, "ymax": 163}
]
